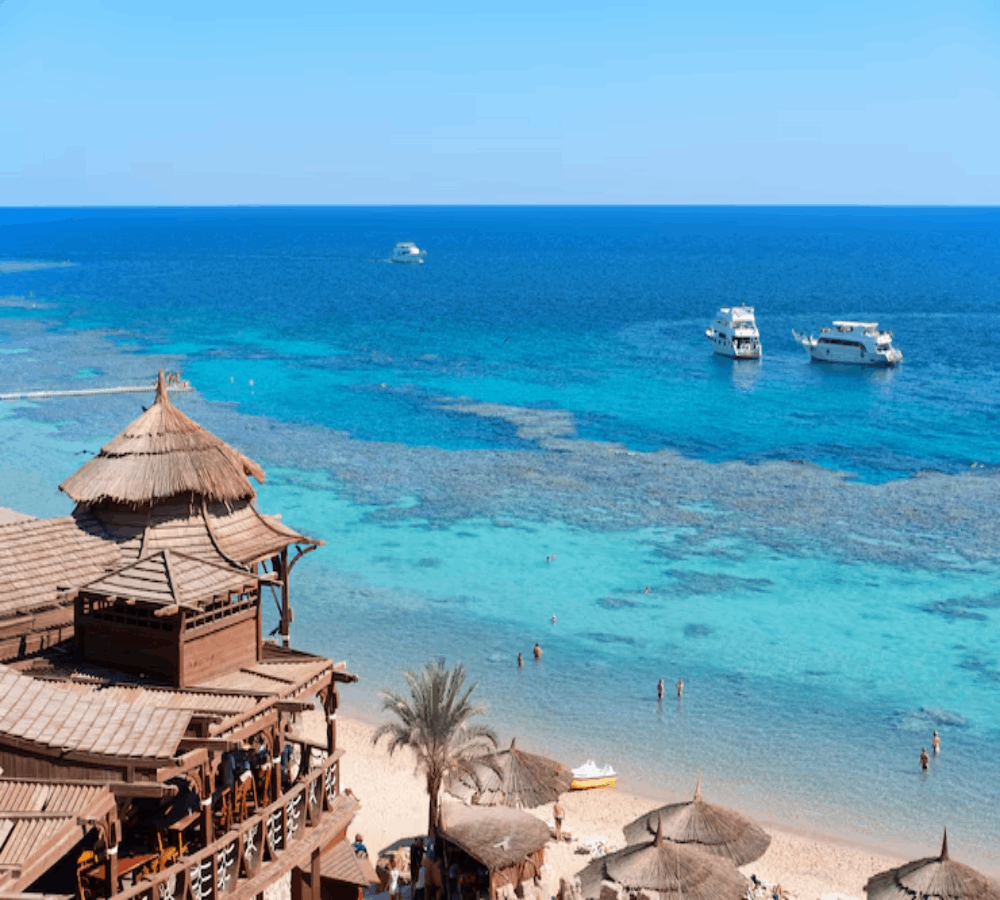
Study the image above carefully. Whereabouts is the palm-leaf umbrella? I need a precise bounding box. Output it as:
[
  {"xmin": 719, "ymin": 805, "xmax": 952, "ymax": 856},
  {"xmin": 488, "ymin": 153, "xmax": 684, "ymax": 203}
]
[
  {"xmin": 579, "ymin": 816, "xmax": 748, "ymax": 900},
  {"xmin": 865, "ymin": 830, "xmax": 1000, "ymax": 900},
  {"xmin": 447, "ymin": 736, "xmax": 572, "ymax": 809},
  {"xmin": 622, "ymin": 776, "xmax": 770, "ymax": 866}
]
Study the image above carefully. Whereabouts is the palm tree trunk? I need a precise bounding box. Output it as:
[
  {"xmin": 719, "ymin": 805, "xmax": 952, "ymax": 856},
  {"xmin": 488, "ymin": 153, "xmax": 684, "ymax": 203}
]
[{"xmin": 428, "ymin": 772, "xmax": 442, "ymax": 837}]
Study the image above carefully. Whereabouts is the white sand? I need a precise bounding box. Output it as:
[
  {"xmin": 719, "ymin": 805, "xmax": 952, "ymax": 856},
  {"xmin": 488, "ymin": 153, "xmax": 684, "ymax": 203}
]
[{"xmin": 327, "ymin": 715, "xmax": 903, "ymax": 900}]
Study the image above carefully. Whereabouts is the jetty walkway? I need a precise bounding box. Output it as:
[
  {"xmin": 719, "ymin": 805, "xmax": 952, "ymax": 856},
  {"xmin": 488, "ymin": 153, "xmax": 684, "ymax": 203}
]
[{"xmin": 0, "ymin": 382, "xmax": 192, "ymax": 401}]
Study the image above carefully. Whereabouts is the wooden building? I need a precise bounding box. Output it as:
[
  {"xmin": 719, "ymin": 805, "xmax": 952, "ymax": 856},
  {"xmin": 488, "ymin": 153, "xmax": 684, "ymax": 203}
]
[
  {"xmin": 0, "ymin": 371, "xmax": 317, "ymax": 661},
  {"xmin": 0, "ymin": 371, "xmax": 363, "ymax": 900}
]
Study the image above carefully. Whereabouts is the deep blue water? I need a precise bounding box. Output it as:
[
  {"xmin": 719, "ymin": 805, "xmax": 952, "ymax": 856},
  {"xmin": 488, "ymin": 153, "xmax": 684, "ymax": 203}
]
[{"xmin": 1, "ymin": 207, "xmax": 999, "ymax": 871}]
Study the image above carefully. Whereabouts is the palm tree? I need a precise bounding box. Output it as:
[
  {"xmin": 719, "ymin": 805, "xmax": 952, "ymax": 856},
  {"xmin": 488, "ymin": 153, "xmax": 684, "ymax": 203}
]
[{"xmin": 374, "ymin": 660, "xmax": 498, "ymax": 835}]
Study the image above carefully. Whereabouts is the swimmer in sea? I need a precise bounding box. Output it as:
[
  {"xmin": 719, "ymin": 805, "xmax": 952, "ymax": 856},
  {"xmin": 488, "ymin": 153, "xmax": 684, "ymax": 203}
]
[
  {"xmin": 932, "ymin": 730, "xmax": 941, "ymax": 754},
  {"xmin": 657, "ymin": 678, "xmax": 664, "ymax": 700},
  {"xmin": 551, "ymin": 614, "xmax": 557, "ymax": 625},
  {"xmin": 517, "ymin": 652, "xmax": 523, "ymax": 668},
  {"xmin": 676, "ymin": 678, "xmax": 684, "ymax": 698},
  {"xmin": 920, "ymin": 747, "xmax": 930, "ymax": 771},
  {"xmin": 533, "ymin": 642, "xmax": 542, "ymax": 659}
]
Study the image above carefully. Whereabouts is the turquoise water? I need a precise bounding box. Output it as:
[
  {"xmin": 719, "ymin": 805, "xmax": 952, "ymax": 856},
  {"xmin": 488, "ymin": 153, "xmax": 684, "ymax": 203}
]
[{"xmin": 1, "ymin": 207, "xmax": 998, "ymax": 870}]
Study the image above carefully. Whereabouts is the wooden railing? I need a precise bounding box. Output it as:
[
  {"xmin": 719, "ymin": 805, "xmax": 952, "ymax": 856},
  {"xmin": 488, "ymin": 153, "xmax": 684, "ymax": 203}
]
[{"xmin": 109, "ymin": 753, "xmax": 341, "ymax": 900}]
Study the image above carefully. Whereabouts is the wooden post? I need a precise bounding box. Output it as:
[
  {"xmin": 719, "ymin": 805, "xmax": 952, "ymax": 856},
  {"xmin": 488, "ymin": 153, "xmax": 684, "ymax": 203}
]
[
  {"xmin": 176, "ymin": 608, "xmax": 186, "ymax": 689},
  {"xmin": 325, "ymin": 685, "xmax": 338, "ymax": 753},
  {"xmin": 256, "ymin": 590, "xmax": 263, "ymax": 661},
  {"xmin": 74, "ymin": 594, "xmax": 85, "ymax": 660},
  {"xmin": 106, "ymin": 844, "xmax": 119, "ymax": 894},
  {"xmin": 201, "ymin": 763, "xmax": 214, "ymax": 845},
  {"xmin": 311, "ymin": 846, "xmax": 322, "ymax": 900},
  {"xmin": 280, "ymin": 548, "xmax": 291, "ymax": 647}
]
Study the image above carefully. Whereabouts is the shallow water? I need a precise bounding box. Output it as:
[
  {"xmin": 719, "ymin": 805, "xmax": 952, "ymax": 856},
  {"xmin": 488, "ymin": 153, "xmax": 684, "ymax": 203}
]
[{"xmin": 1, "ymin": 207, "xmax": 998, "ymax": 871}]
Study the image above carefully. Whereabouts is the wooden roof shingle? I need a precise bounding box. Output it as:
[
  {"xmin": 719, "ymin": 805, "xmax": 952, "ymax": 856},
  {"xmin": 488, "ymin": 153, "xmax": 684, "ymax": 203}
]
[
  {"xmin": 0, "ymin": 664, "xmax": 191, "ymax": 762},
  {"xmin": 0, "ymin": 779, "xmax": 116, "ymax": 892},
  {"xmin": 0, "ymin": 514, "xmax": 119, "ymax": 617},
  {"xmin": 77, "ymin": 548, "xmax": 259, "ymax": 610}
]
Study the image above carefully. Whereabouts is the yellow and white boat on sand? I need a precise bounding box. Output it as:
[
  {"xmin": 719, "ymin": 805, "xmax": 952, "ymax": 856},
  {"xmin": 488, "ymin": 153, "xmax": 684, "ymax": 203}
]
[{"xmin": 571, "ymin": 760, "xmax": 617, "ymax": 790}]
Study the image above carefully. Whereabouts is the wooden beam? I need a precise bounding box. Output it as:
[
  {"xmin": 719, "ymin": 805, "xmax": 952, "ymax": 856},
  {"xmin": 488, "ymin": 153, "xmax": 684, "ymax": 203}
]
[
  {"xmin": 176, "ymin": 736, "xmax": 245, "ymax": 753},
  {"xmin": 0, "ymin": 777, "xmax": 178, "ymax": 800},
  {"xmin": 275, "ymin": 700, "xmax": 315, "ymax": 713},
  {"xmin": 0, "ymin": 894, "xmax": 74, "ymax": 900}
]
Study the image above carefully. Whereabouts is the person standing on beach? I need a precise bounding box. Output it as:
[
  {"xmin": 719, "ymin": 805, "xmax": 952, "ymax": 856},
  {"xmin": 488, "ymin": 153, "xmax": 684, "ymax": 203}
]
[
  {"xmin": 553, "ymin": 800, "xmax": 565, "ymax": 840},
  {"xmin": 676, "ymin": 678, "xmax": 684, "ymax": 698},
  {"xmin": 389, "ymin": 859, "xmax": 402, "ymax": 900},
  {"xmin": 657, "ymin": 679, "xmax": 664, "ymax": 700},
  {"xmin": 410, "ymin": 838, "xmax": 424, "ymax": 900},
  {"xmin": 533, "ymin": 642, "xmax": 542, "ymax": 659},
  {"xmin": 932, "ymin": 730, "xmax": 941, "ymax": 754},
  {"xmin": 920, "ymin": 747, "xmax": 930, "ymax": 771}
]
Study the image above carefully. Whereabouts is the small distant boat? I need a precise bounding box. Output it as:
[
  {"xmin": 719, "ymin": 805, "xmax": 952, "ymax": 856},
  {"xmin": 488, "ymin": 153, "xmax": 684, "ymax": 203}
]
[
  {"xmin": 793, "ymin": 320, "xmax": 902, "ymax": 366},
  {"xmin": 705, "ymin": 306, "xmax": 762, "ymax": 359},
  {"xmin": 571, "ymin": 761, "xmax": 617, "ymax": 790},
  {"xmin": 390, "ymin": 242, "xmax": 425, "ymax": 264}
]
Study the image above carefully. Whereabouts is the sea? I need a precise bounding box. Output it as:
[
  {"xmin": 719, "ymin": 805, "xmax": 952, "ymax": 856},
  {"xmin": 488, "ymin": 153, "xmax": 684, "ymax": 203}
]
[{"xmin": 1, "ymin": 206, "xmax": 998, "ymax": 872}]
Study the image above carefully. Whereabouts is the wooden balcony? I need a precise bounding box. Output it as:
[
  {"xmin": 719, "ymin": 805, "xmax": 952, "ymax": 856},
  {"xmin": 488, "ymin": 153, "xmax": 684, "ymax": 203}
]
[{"xmin": 107, "ymin": 752, "xmax": 354, "ymax": 900}]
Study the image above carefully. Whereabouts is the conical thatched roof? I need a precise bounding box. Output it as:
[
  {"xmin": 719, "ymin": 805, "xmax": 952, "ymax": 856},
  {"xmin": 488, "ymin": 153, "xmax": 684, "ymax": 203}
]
[
  {"xmin": 622, "ymin": 777, "xmax": 770, "ymax": 866},
  {"xmin": 447, "ymin": 736, "xmax": 573, "ymax": 809},
  {"xmin": 60, "ymin": 370, "xmax": 265, "ymax": 507},
  {"xmin": 865, "ymin": 831, "xmax": 1000, "ymax": 900},
  {"xmin": 579, "ymin": 817, "xmax": 748, "ymax": 900}
]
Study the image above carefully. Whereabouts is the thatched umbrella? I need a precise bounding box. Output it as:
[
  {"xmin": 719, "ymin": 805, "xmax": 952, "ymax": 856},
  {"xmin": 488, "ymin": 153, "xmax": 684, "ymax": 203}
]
[
  {"xmin": 60, "ymin": 369, "xmax": 264, "ymax": 507},
  {"xmin": 447, "ymin": 737, "xmax": 573, "ymax": 809},
  {"xmin": 579, "ymin": 817, "xmax": 748, "ymax": 900},
  {"xmin": 622, "ymin": 776, "xmax": 770, "ymax": 867},
  {"xmin": 865, "ymin": 830, "xmax": 1000, "ymax": 900}
]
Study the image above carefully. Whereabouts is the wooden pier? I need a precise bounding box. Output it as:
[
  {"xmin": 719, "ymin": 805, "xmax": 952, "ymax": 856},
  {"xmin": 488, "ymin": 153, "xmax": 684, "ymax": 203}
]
[{"xmin": 0, "ymin": 382, "xmax": 192, "ymax": 401}]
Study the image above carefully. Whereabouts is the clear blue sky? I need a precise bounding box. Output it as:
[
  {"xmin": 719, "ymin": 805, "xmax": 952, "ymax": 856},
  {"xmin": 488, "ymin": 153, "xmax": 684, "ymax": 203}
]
[{"xmin": 1, "ymin": 0, "xmax": 997, "ymax": 204}]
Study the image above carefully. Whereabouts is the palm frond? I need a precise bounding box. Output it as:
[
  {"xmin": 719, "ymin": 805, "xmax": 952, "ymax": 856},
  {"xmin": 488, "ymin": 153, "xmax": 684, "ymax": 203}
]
[{"xmin": 374, "ymin": 660, "xmax": 498, "ymax": 833}]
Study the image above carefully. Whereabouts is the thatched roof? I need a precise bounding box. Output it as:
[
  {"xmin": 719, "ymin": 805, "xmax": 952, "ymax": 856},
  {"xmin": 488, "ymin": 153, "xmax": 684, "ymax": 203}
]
[
  {"xmin": 865, "ymin": 831, "xmax": 1000, "ymax": 900},
  {"xmin": 579, "ymin": 818, "xmax": 748, "ymax": 900},
  {"xmin": 622, "ymin": 777, "xmax": 771, "ymax": 866},
  {"xmin": 440, "ymin": 802, "xmax": 551, "ymax": 871},
  {"xmin": 447, "ymin": 736, "xmax": 573, "ymax": 809},
  {"xmin": 60, "ymin": 370, "xmax": 264, "ymax": 507}
]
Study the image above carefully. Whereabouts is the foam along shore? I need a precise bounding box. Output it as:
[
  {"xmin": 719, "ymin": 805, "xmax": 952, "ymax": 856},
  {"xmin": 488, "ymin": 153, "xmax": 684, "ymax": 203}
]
[{"xmin": 314, "ymin": 712, "xmax": 906, "ymax": 900}]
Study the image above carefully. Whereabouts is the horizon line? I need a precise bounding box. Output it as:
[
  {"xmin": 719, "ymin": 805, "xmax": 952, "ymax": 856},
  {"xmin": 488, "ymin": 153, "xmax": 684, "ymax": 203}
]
[{"xmin": 2, "ymin": 203, "xmax": 999, "ymax": 210}]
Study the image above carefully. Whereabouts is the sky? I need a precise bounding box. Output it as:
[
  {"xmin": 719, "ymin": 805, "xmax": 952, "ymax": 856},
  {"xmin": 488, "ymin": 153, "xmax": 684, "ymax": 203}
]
[{"xmin": 0, "ymin": 0, "xmax": 998, "ymax": 205}]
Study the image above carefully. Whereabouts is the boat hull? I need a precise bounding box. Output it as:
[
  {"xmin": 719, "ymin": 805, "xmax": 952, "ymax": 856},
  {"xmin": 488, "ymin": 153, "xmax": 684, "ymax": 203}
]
[
  {"xmin": 711, "ymin": 344, "xmax": 761, "ymax": 360},
  {"xmin": 570, "ymin": 775, "xmax": 617, "ymax": 790},
  {"xmin": 807, "ymin": 348, "xmax": 901, "ymax": 367}
]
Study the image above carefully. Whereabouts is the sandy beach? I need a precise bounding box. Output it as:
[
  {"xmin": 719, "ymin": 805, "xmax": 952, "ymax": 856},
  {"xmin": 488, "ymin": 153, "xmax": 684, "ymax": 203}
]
[{"xmin": 327, "ymin": 714, "xmax": 904, "ymax": 900}]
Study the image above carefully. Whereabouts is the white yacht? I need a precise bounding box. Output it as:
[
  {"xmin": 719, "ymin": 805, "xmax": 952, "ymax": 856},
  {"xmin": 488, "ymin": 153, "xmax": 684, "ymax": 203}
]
[
  {"xmin": 390, "ymin": 241, "xmax": 425, "ymax": 264},
  {"xmin": 705, "ymin": 306, "xmax": 762, "ymax": 359},
  {"xmin": 793, "ymin": 321, "xmax": 902, "ymax": 366}
]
